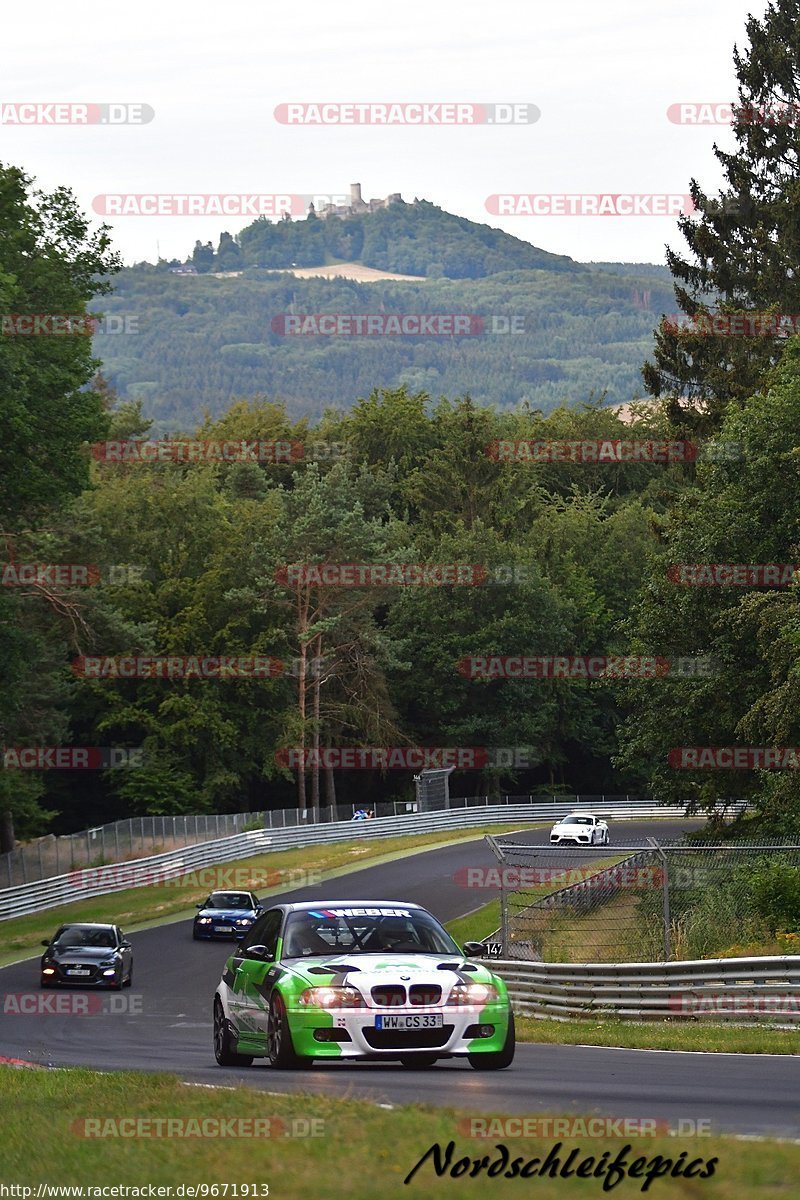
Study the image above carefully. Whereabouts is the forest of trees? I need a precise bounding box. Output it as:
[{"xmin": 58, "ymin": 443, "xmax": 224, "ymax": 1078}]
[
  {"xmin": 4, "ymin": 0, "xmax": 800, "ymax": 850},
  {"xmin": 187, "ymin": 200, "xmax": 581, "ymax": 278},
  {"xmin": 96, "ymin": 262, "xmax": 674, "ymax": 429}
]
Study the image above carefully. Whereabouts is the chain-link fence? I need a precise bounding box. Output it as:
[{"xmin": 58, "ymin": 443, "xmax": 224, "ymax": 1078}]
[
  {"xmin": 490, "ymin": 837, "xmax": 800, "ymax": 963},
  {"xmin": 1, "ymin": 793, "xmax": 668, "ymax": 888}
]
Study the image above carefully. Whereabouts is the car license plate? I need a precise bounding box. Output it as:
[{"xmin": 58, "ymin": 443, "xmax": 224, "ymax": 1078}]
[
  {"xmin": 375, "ymin": 1013, "xmax": 443, "ymax": 1030},
  {"xmin": 214, "ymin": 925, "xmax": 232, "ymax": 933},
  {"xmin": 66, "ymin": 969, "xmax": 91, "ymax": 976}
]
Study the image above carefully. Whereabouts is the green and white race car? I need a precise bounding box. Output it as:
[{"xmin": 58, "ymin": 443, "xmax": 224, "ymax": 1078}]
[{"xmin": 213, "ymin": 899, "xmax": 515, "ymax": 1070}]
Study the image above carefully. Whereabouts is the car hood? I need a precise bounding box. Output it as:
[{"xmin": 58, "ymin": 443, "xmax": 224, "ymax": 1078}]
[
  {"xmin": 198, "ymin": 909, "xmax": 255, "ymax": 919},
  {"xmin": 45, "ymin": 946, "xmax": 119, "ymax": 962},
  {"xmin": 283, "ymin": 952, "xmax": 496, "ymax": 988}
]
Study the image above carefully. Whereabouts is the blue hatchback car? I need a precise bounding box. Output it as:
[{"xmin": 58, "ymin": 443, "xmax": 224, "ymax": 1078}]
[{"xmin": 193, "ymin": 891, "xmax": 262, "ymax": 941}]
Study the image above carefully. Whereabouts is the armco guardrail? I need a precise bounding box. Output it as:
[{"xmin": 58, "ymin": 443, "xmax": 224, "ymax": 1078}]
[
  {"xmin": 496, "ymin": 956, "xmax": 800, "ymax": 1022},
  {"xmin": 0, "ymin": 793, "xmax": 670, "ymax": 888},
  {"xmin": 0, "ymin": 800, "xmax": 691, "ymax": 922}
]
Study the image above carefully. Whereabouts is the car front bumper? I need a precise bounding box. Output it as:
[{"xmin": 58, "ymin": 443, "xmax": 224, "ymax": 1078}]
[{"xmin": 273, "ymin": 1001, "xmax": 511, "ymax": 1059}]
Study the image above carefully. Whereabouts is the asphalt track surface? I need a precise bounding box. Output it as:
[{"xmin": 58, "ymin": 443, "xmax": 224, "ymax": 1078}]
[{"xmin": 2, "ymin": 819, "xmax": 799, "ymax": 1138}]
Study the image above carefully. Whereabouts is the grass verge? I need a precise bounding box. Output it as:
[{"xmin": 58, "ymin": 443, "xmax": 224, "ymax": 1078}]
[
  {"xmin": 515, "ymin": 1015, "xmax": 799, "ymax": 1055},
  {"xmin": 0, "ymin": 824, "xmax": 531, "ymax": 967},
  {"xmin": 1, "ymin": 1067, "xmax": 797, "ymax": 1198}
]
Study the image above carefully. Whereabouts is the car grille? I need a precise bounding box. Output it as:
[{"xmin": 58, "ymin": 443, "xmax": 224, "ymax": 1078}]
[
  {"xmin": 409, "ymin": 984, "xmax": 442, "ymax": 1006},
  {"xmin": 371, "ymin": 985, "xmax": 406, "ymax": 1007},
  {"xmin": 363, "ymin": 1026, "xmax": 453, "ymax": 1050},
  {"xmin": 58, "ymin": 963, "xmax": 101, "ymax": 981}
]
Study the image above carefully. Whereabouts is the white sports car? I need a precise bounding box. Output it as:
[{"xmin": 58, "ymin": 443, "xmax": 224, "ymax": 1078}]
[{"xmin": 550, "ymin": 812, "xmax": 610, "ymax": 845}]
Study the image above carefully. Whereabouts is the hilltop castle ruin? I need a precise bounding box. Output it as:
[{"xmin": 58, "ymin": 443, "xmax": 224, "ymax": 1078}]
[{"xmin": 312, "ymin": 183, "xmax": 406, "ymax": 220}]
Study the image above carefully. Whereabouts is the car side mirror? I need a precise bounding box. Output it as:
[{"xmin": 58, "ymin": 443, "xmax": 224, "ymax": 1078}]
[
  {"xmin": 243, "ymin": 944, "xmax": 273, "ymax": 961},
  {"xmin": 462, "ymin": 941, "xmax": 485, "ymax": 957},
  {"xmin": 120, "ymin": 941, "xmax": 132, "ymax": 949},
  {"xmin": 41, "ymin": 939, "xmax": 50, "ymax": 947},
  {"xmin": 195, "ymin": 903, "xmax": 204, "ymax": 909}
]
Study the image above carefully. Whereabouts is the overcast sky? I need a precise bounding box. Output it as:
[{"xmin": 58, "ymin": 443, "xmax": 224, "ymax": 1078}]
[{"xmin": 0, "ymin": 0, "xmax": 768, "ymax": 266}]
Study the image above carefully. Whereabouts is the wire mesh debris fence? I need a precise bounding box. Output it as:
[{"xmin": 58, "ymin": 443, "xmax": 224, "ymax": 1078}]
[
  {"xmin": 490, "ymin": 838, "xmax": 800, "ymax": 963},
  {"xmin": 0, "ymin": 794, "xmax": 668, "ymax": 888}
]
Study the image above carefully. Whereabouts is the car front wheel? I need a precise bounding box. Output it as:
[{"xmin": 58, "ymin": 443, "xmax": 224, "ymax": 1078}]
[
  {"xmin": 267, "ymin": 992, "xmax": 311, "ymax": 1069},
  {"xmin": 213, "ymin": 998, "xmax": 253, "ymax": 1067},
  {"xmin": 468, "ymin": 1011, "xmax": 515, "ymax": 1071}
]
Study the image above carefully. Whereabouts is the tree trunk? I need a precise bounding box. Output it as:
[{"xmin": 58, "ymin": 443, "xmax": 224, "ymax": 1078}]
[
  {"xmin": 296, "ymin": 585, "xmax": 308, "ymax": 813},
  {"xmin": 0, "ymin": 808, "xmax": 15, "ymax": 854},
  {"xmin": 310, "ymin": 634, "xmax": 322, "ymax": 820},
  {"xmin": 324, "ymin": 764, "xmax": 336, "ymax": 815}
]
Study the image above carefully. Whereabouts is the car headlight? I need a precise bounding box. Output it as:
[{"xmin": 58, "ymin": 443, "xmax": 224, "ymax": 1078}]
[
  {"xmin": 446, "ymin": 983, "xmax": 499, "ymax": 1006},
  {"xmin": 235, "ymin": 918, "xmax": 252, "ymax": 926},
  {"xmin": 196, "ymin": 917, "xmax": 212, "ymax": 924},
  {"xmin": 298, "ymin": 986, "xmax": 365, "ymax": 1009}
]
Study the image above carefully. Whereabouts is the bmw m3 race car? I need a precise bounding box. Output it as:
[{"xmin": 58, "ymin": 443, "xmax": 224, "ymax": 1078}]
[
  {"xmin": 194, "ymin": 891, "xmax": 262, "ymax": 940},
  {"xmin": 213, "ymin": 900, "xmax": 514, "ymax": 1070},
  {"xmin": 550, "ymin": 812, "xmax": 609, "ymax": 845}
]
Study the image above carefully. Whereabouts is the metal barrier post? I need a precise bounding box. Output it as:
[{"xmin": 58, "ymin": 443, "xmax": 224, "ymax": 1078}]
[{"xmin": 648, "ymin": 838, "xmax": 671, "ymax": 960}]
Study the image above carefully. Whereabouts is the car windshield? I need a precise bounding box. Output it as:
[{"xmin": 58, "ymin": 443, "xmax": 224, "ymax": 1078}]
[
  {"xmin": 282, "ymin": 906, "xmax": 461, "ymax": 958},
  {"xmin": 53, "ymin": 926, "xmax": 116, "ymax": 949},
  {"xmin": 560, "ymin": 815, "xmax": 593, "ymax": 824},
  {"xmin": 205, "ymin": 893, "xmax": 253, "ymax": 910}
]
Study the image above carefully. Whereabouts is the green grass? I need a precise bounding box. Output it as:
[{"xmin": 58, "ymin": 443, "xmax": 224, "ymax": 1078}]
[
  {"xmin": 2, "ymin": 1067, "xmax": 798, "ymax": 1198},
  {"xmin": 0, "ymin": 824, "xmax": 533, "ymax": 967},
  {"xmin": 446, "ymin": 899, "xmax": 501, "ymax": 946},
  {"xmin": 515, "ymin": 1015, "xmax": 800, "ymax": 1054}
]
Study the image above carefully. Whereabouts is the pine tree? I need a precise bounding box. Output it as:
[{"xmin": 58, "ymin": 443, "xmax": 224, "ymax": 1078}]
[{"xmin": 644, "ymin": 0, "xmax": 800, "ymax": 433}]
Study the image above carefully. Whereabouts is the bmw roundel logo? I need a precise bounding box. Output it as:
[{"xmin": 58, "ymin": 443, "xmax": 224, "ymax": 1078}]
[{"xmin": 400, "ymin": 974, "xmax": 411, "ymax": 980}]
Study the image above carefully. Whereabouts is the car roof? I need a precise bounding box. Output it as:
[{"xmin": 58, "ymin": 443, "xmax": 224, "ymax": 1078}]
[
  {"xmin": 562, "ymin": 812, "xmax": 597, "ymax": 818},
  {"xmin": 279, "ymin": 899, "xmax": 425, "ymax": 914},
  {"xmin": 57, "ymin": 921, "xmax": 117, "ymax": 929},
  {"xmin": 206, "ymin": 891, "xmax": 256, "ymax": 898}
]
